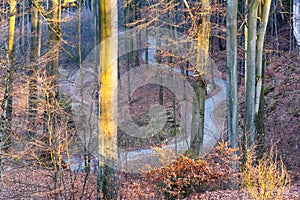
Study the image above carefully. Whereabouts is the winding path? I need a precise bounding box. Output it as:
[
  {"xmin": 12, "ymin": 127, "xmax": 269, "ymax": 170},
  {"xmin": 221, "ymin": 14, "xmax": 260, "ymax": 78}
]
[{"xmin": 59, "ymin": 34, "xmax": 226, "ymax": 173}]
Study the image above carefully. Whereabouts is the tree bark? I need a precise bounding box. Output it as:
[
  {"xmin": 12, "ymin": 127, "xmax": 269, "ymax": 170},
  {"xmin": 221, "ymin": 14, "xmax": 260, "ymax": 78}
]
[
  {"xmin": 190, "ymin": 0, "xmax": 211, "ymax": 156},
  {"xmin": 255, "ymin": 0, "xmax": 271, "ymax": 114},
  {"xmin": 98, "ymin": 0, "xmax": 119, "ymax": 199},
  {"xmin": 245, "ymin": 0, "xmax": 258, "ymax": 147},
  {"xmin": 226, "ymin": 0, "xmax": 238, "ymax": 168},
  {"xmin": 28, "ymin": 4, "xmax": 40, "ymax": 137}
]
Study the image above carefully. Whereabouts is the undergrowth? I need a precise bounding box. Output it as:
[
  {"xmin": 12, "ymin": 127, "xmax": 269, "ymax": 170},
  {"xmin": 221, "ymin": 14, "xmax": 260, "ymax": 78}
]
[{"xmin": 242, "ymin": 148, "xmax": 291, "ymax": 200}]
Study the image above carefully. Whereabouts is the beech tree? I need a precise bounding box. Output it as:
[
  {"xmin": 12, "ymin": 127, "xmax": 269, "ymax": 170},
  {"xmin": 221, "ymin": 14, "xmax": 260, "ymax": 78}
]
[
  {"xmin": 226, "ymin": 0, "xmax": 238, "ymax": 165},
  {"xmin": 98, "ymin": 0, "xmax": 119, "ymax": 199},
  {"xmin": 190, "ymin": 0, "xmax": 211, "ymax": 156},
  {"xmin": 28, "ymin": 3, "xmax": 41, "ymax": 136},
  {"xmin": 245, "ymin": 0, "xmax": 271, "ymax": 148}
]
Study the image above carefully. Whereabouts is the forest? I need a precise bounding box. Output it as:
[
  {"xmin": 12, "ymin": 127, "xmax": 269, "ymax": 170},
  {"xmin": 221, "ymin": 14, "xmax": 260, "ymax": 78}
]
[{"xmin": 0, "ymin": 0, "xmax": 299, "ymax": 199}]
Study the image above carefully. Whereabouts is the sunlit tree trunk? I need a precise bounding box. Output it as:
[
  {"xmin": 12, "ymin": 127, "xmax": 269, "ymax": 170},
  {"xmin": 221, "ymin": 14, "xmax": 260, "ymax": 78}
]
[
  {"xmin": 98, "ymin": 0, "xmax": 118, "ymax": 199},
  {"xmin": 190, "ymin": 0, "xmax": 211, "ymax": 156},
  {"xmin": 226, "ymin": 0, "xmax": 238, "ymax": 167}
]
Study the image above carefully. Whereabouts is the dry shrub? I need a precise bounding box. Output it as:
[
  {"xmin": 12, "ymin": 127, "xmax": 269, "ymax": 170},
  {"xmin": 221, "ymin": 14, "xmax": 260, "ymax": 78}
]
[
  {"xmin": 147, "ymin": 155, "xmax": 222, "ymax": 199},
  {"xmin": 242, "ymin": 148, "xmax": 291, "ymax": 200},
  {"xmin": 119, "ymin": 140, "xmax": 240, "ymax": 199}
]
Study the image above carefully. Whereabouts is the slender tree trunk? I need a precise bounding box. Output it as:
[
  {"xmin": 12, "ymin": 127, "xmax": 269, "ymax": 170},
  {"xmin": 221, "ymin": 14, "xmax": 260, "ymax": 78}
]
[
  {"xmin": 125, "ymin": 0, "xmax": 131, "ymax": 102},
  {"xmin": 256, "ymin": 54, "xmax": 266, "ymax": 159},
  {"xmin": 190, "ymin": 0, "xmax": 211, "ymax": 156},
  {"xmin": 226, "ymin": 0, "xmax": 238, "ymax": 168},
  {"xmin": 44, "ymin": 0, "xmax": 61, "ymax": 137},
  {"xmin": 274, "ymin": 1, "xmax": 279, "ymax": 55},
  {"xmin": 134, "ymin": 0, "xmax": 140, "ymax": 67},
  {"xmin": 245, "ymin": 0, "xmax": 258, "ymax": 147},
  {"xmin": 255, "ymin": 0, "xmax": 271, "ymax": 114},
  {"xmin": 98, "ymin": 0, "xmax": 118, "ymax": 199},
  {"xmin": 28, "ymin": 4, "xmax": 40, "ymax": 137},
  {"xmin": 244, "ymin": 0, "xmax": 271, "ymax": 149},
  {"xmin": 155, "ymin": 10, "xmax": 163, "ymax": 106}
]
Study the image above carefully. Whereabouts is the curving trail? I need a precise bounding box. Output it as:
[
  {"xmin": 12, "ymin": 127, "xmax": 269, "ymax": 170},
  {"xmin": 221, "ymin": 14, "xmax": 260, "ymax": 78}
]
[{"xmin": 59, "ymin": 34, "xmax": 227, "ymax": 172}]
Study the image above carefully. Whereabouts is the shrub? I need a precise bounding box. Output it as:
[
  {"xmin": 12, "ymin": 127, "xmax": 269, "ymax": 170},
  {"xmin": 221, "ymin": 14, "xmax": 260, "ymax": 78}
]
[
  {"xmin": 242, "ymin": 148, "xmax": 291, "ymax": 200},
  {"xmin": 147, "ymin": 155, "xmax": 224, "ymax": 199}
]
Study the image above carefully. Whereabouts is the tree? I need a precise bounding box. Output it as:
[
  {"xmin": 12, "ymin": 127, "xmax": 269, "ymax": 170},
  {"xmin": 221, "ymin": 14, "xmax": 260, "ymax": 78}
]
[
  {"xmin": 98, "ymin": 0, "xmax": 119, "ymax": 199},
  {"xmin": 245, "ymin": 0, "xmax": 258, "ymax": 148},
  {"xmin": 254, "ymin": 0, "xmax": 271, "ymax": 156},
  {"xmin": 226, "ymin": 0, "xmax": 238, "ymax": 166},
  {"xmin": 28, "ymin": 3, "xmax": 41, "ymax": 136},
  {"xmin": 43, "ymin": 0, "xmax": 61, "ymax": 145},
  {"xmin": 190, "ymin": 0, "xmax": 211, "ymax": 156},
  {"xmin": 245, "ymin": 0, "xmax": 271, "ymax": 148}
]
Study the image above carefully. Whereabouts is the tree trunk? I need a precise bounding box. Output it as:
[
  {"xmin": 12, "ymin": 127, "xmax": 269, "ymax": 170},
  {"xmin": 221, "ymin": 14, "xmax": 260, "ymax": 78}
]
[
  {"xmin": 255, "ymin": 0, "xmax": 271, "ymax": 114},
  {"xmin": 226, "ymin": 0, "xmax": 238, "ymax": 168},
  {"xmin": 256, "ymin": 54, "xmax": 266, "ymax": 159},
  {"xmin": 245, "ymin": 0, "xmax": 258, "ymax": 148},
  {"xmin": 44, "ymin": 0, "xmax": 61, "ymax": 137},
  {"xmin": 28, "ymin": 4, "xmax": 40, "ymax": 137},
  {"xmin": 98, "ymin": 0, "xmax": 119, "ymax": 199},
  {"xmin": 190, "ymin": 0, "xmax": 211, "ymax": 156}
]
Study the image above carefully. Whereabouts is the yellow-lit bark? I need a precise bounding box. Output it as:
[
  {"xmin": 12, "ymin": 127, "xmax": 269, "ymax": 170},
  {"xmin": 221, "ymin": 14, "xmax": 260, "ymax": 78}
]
[
  {"xmin": 98, "ymin": 1, "xmax": 118, "ymax": 198},
  {"xmin": 8, "ymin": 0, "xmax": 16, "ymax": 56},
  {"xmin": 99, "ymin": 0, "xmax": 118, "ymax": 165}
]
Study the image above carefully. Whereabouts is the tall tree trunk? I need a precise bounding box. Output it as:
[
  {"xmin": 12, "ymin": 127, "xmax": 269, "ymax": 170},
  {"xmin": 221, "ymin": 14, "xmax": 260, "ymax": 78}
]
[
  {"xmin": 226, "ymin": 0, "xmax": 238, "ymax": 168},
  {"xmin": 155, "ymin": 5, "xmax": 163, "ymax": 106},
  {"xmin": 125, "ymin": 0, "xmax": 131, "ymax": 102},
  {"xmin": 44, "ymin": 0, "xmax": 61, "ymax": 137},
  {"xmin": 190, "ymin": 0, "xmax": 211, "ymax": 156},
  {"xmin": 254, "ymin": 0, "xmax": 271, "ymax": 156},
  {"xmin": 245, "ymin": 0, "xmax": 271, "ymax": 149},
  {"xmin": 98, "ymin": 0, "xmax": 118, "ymax": 199},
  {"xmin": 43, "ymin": 2, "xmax": 61, "ymax": 194},
  {"xmin": 28, "ymin": 4, "xmax": 40, "ymax": 137},
  {"xmin": 245, "ymin": 0, "xmax": 258, "ymax": 148},
  {"xmin": 255, "ymin": 0, "xmax": 271, "ymax": 114}
]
